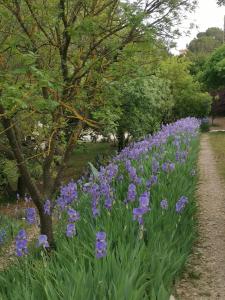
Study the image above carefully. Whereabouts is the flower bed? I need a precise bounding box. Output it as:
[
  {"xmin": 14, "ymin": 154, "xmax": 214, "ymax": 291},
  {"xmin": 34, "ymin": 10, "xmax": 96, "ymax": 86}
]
[{"xmin": 0, "ymin": 118, "xmax": 200, "ymax": 300}]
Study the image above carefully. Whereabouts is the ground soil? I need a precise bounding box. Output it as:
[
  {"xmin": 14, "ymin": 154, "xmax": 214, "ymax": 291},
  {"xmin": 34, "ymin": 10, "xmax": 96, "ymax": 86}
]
[{"xmin": 174, "ymin": 133, "xmax": 225, "ymax": 299}]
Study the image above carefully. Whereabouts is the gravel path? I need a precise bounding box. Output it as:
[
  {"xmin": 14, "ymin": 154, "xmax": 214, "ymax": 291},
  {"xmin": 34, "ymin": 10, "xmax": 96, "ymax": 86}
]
[{"xmin": 175, "ymin": 134, "xmax": 225, "ymax": 299}]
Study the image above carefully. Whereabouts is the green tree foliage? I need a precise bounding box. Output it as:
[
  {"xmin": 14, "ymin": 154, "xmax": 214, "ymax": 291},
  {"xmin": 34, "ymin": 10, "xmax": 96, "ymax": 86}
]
[
  {"xmin": 116, "ymin": 76, "xmax": 173, "ymax": 150},
  {"xmin": 0, "ymin": 0, "xmax": 197, "ymax": 247},
  {"xmin": 202, "ymin": 44, "xmax": 225, "ymax": 90},
  {"xmin": 188, "ymin": 27, "xmax": 223, "ymax": 54},
  {"xmin": 187, "ymin": 27, "xmax": 224, "ymax": 75},
  {"xmin": 160, "ymin": 58, "xmax": 212, "ymax": 119}
]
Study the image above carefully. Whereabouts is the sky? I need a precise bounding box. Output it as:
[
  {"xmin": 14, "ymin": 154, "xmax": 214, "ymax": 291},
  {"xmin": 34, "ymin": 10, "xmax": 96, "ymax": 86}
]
[{"xmin": 173, "ymin": 0, "xmax": 225, "ymax": 54}]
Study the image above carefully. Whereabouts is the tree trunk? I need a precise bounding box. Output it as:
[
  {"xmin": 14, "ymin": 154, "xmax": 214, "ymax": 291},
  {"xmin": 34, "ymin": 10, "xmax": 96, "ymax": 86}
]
[
  {"xmin": 117, "ymin": 126, "xmax": 125, "ymax": 152},
  {"xmin": 39, "ymin": 209, "xmax": 55, "ymax": 249},
  {"xmin": 51, "ymin": 121, "xmax": 83, "ymax": 194},
  {"xmin": 0, "ymin": 105, "xmax": 55, "ymax": 248},
  {"xmin": 17, "ymin": 176, "xmax": 26, "ymax": 197}
]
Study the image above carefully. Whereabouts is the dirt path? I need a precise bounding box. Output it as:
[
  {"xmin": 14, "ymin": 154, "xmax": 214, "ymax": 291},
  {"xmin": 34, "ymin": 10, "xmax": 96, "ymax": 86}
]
[{"xmin": 175, "ymin": 134, "xmax": 225, "ymax": 299}]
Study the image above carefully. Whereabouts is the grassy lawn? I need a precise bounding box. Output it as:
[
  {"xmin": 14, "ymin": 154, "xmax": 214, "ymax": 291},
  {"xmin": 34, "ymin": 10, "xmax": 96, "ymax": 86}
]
[
  {"xmin": 65, "ymin": 142, "xmax": 117, "ymax": 181},
  {"xmin": 209, "ymin": 132, "xmax": 225, "ymax": 180}
]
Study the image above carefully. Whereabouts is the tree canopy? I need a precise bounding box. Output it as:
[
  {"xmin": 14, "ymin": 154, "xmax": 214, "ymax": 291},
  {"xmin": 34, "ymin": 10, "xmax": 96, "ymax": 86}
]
[
  {"xmin": 160, "ymin": 57, "xmax": 212, "ymax": 119},
  {"xmin": 188, "ymin": 27, "xmax": 223, "ymax": 55},
  {"xmin": 202, "ymin": 44, "xmax": 225, "ymax": 91},
  {"xmin": 187, "ymin": 27, "xmax": 224, "ymax": 76}
]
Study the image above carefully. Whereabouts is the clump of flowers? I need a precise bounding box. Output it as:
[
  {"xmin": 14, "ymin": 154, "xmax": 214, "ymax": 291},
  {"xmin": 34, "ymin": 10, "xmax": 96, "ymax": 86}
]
[
  {"xmin": 56, "ymin": 181, "xmax": 78, "ymax": 211},
  {"xmin": 65, "ymin": 208, "xmax": 80, "ymax": 238},
  {"xmin": 96, "ymin": 232, "xmax": 107, "ymax": 259},
  {"xmin": 15, "ymin": 229, "xmax": 28, "ymax": 257},
  {"xmin": 125, "ymin": 160, "xmax": 141, "ymax": 184},
  {"xmin": 133, "ymin": 192, "xmax": 150, "ymax": 225},
  {"xmin": 162, "ymin": 161, "xmax": 175, "ymax": 173},
  {"xmin": 26, "ymin": 208, "xmax": 36, "ymax": 225}
]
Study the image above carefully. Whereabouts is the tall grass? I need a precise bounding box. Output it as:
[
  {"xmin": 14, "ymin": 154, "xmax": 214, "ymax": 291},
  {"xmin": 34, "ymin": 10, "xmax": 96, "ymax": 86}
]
[{"xmin": 0, "ymin": 118, "xmax": 200, "ymax": 300}]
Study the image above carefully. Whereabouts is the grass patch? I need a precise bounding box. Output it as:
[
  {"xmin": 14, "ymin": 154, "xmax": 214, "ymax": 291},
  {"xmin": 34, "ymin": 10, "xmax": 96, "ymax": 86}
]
[
  {"xmin": 208, "ymin": 132, "xmax": 225, "ymax": 180},
  {"xmin": 65, "ymin": 142, "xmax": 116, "ymax": 181}
]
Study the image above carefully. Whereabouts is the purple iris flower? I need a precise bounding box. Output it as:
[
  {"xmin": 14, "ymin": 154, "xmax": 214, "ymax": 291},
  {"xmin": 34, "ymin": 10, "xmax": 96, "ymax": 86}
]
[
  {"xmin": 162, "ymin": 161, "xmax": 175, "ymax": 173},
  {"xmin": 150, "ymin": 175, "xmax": 158, "ymax": 185},
  {"xmin": 160, "ymin": 199, "xmax": 168, "ymax": 210},
  {"xmin": 105, "ymin": 197, "xmax": 112, "ymax": 210},
  {"xmin": 92, "ymin": 207, "xmax": 100, "ymax": 218},
  {"xmin": 133, "ymin": 207, "xmax": 146, "ymax": 225},
  {"xmin": 44, "ymin": 199, "xmax": 51, "ymax": 215},
  {"xmin": 96, "ymin": 232, "xmax": 106, "ymax": 241},
  {"xmin": 26, "ymin": 208, "xmax": 36, "ymax": 225},
  {"xmin": 67, "ymin": 208, "xmax": 80, "ymax": 222},
  {"xmin": 146, "ymin": 175, "xmax": 158, "ymax": 189},
  {"xmin": 66, "ymin": 223, "xmax": 76, "ymax": 238},
  {"xmin": 96, "ymin": 232, "xmax": 107, "ymax": 258},
  {"xmin": 146, "ymin": 179, "xmax": 152, "ymax": 189},
  {"xmin": 139, "ymin": 191, "xmax": 150, "ymax": 210},
  {"xmin": 126, "ymin": 183, "xmax": 136, "ymax": 203},
  {"xmin": 105, "ymin": 163, "xmax": 118, "ymax": 182},
  {"xmin": 37, "ymin": 235, "xmax": 49, "ymax": 248},
  {"xmin": 17, "ymin": 229, "xmax": 26, "ymax": 239},
  {"xmin": 15, "ymin": 229, "xmax": 28, "ymax": 256},
  {"xmin": 176, "ymin": 196, "xmax": 188, "ymax": 213}
]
